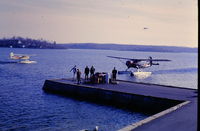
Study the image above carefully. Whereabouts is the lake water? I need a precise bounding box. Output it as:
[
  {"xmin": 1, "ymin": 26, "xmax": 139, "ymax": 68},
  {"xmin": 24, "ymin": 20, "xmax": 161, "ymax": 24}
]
[{"xmin": 0, "ymin": 48, "xmax": 197, "ymax": 131}]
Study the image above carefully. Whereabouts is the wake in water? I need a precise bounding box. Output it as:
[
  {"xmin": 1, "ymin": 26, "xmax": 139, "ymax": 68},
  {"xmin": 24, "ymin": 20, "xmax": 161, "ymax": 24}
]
[
  {"xmin": 153, "ymin": 68, "xmax": 197, "ymax": 74},
  {"xmin": 0, "ymin": 61, "xmax": 18, "ymax": 64}
]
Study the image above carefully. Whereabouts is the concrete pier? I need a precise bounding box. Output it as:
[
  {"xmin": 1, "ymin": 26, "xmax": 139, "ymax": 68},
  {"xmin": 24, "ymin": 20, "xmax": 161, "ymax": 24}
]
[{"xmin": 42, "ymin": 78, "xmax": 197, "ymax": 131}]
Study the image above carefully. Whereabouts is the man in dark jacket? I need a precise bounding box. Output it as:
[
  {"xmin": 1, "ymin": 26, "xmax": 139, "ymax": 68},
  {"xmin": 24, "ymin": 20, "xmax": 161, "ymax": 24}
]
[
  {"xmin": 90, "ymin": 66, "xmax": 95, "ymax": 77},
  {"xmin": 76, "ymin": 69, "xmax": 81, "ymax": 84},
  {"xmin": 84, "ymin": 66, "xmax": 90, "ymax": 80},
  {"xmin": 112, "ymin": 67, "xmax": 117, "ymax": 81}
]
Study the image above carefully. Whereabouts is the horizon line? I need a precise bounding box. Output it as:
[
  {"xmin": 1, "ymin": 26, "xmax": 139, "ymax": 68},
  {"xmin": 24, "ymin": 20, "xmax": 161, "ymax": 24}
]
[{"xmin": 58, "ymin": 42, "xmax": 198, "ymax": 48}]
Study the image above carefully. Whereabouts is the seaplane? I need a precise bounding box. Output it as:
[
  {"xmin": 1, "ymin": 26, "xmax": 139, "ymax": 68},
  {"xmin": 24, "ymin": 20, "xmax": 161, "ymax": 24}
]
[
  {"xmin": 10, "ymin": 52, "xmax": 37, "ymax": 64},
  {"xmin": 107, "ymin": 56, "xmax": 171, "ymax": 79}
]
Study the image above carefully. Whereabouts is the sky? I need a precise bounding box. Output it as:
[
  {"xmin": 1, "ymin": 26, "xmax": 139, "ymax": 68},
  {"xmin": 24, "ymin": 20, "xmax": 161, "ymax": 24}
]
[{"xmin": 0, "ymin": 0, "xmax": 198, "ymax": 47}]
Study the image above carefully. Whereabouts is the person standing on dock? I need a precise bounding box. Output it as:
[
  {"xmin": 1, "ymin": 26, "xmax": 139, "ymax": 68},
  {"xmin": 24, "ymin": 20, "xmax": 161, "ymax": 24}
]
[
  {"xmin": 84, "ymin": 66, "xmax": 90, "ymax": 80},
  {"xmin": 90, "ymin": 66, "xmax": 95, "ymax": 77},
  {"xmin": 70, "ymin": 65, "xmax": 77, "ymax": 81},
  {"xmin": 112, "ymin": 67, "xmax": 117, "ymax": 81},
  {"xmin": 76, "ymin": 69, "xmax": 81, "ymax": 84}
]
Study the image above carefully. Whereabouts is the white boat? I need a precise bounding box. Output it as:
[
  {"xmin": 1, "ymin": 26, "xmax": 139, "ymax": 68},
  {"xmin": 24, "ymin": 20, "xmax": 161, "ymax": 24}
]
[{"xmin": 19, "ymin": 60, "xmax": 37, "ymax": 64}]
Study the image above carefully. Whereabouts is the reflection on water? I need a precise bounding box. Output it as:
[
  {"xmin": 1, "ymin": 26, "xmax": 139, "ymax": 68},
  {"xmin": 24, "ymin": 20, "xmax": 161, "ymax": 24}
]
[{"xmin": 0, "ymin": 61, "xmax": 18, "ymax": 64}]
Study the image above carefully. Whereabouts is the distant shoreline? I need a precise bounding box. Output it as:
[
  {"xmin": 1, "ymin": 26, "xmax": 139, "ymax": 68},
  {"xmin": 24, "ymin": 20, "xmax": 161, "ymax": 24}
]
[
  {"xmin": 0, "ymin": 37, "xmax": 197, "ymax": 53},
  {"xmin": 58, "ymin": 43, "xmax": 198, "ymax": 53},
  {"xmin": 0, "ymin": 43, "xmax": 197, "ymax": 53}
]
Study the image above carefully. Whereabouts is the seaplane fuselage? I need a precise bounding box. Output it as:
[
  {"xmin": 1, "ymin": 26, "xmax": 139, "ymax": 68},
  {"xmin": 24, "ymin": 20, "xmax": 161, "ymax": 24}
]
[
  {"xmin": 10, "ymin": 52, "xmax": 30, "ymax": 60},
  {"xmin": 126, "ymin": 60, "xmax": 152, "ymax": 69}
]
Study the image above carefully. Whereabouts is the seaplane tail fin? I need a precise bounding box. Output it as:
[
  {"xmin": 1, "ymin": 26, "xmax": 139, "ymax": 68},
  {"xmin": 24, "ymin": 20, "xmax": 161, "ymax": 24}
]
[{"xmin": 10, "ymin": 52, "xmax": 14, "ymax": 58}]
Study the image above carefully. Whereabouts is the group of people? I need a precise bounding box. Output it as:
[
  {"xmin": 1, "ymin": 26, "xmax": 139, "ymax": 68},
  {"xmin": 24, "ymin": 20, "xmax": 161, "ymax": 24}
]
[
  {"xmin": 70, "ymin": 65, "xmax": 96, "ymax": 84},
  {"xmin": 70, "ymin": 65, "xmax": 117, "ymax": 84}
]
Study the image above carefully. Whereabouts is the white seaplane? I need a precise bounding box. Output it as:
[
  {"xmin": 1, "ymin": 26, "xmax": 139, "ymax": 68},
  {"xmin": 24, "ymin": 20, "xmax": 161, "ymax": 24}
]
[
  {"xmin": 10, "ymin": 52, "xmax": 37, "ymax": 64},
  {"xmin": 107, "ymin": 56, "xmax": 171, "ymax": 79}
]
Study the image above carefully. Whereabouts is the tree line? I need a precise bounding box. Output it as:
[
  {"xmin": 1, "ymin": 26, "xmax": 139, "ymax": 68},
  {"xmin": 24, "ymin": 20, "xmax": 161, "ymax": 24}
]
[{"xmin": 0, "ymin": 36, "xmax": 66, "ymax": 49}]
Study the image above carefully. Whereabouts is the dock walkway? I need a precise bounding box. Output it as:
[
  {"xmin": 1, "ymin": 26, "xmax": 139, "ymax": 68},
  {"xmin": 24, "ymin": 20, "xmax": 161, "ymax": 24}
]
[{"xmin": 43, "ymin": 78, "xmax": 197, "ymax": 131}]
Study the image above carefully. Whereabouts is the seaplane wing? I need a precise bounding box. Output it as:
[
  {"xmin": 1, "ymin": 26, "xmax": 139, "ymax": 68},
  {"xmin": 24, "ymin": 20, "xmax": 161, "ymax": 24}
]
[
  {"xmin": 150, "ymin": 59, "xmax": 171, "ymax": 61},
  {"xmin": 107, "ymin": 56, "xmax": 171, "ymax": 62},
  {"xmin": 107, "ymin": 56, "xmax": 133, "ymax": 60},
  {"xmin": 13, "ymin": 53, "xmax": 36, "ymax": 57}
]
